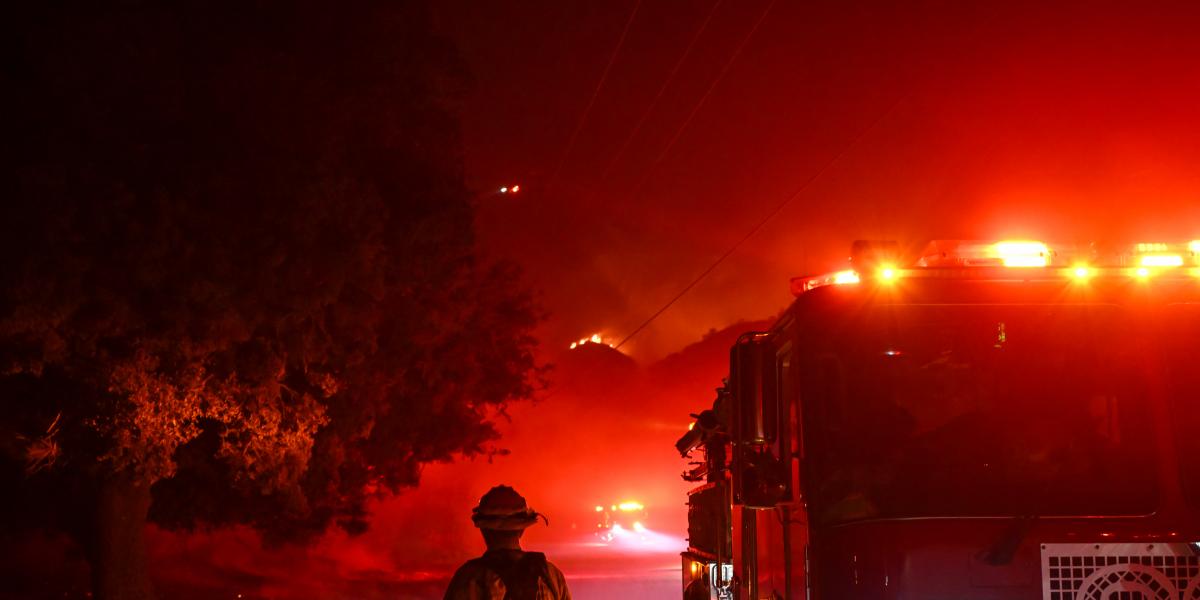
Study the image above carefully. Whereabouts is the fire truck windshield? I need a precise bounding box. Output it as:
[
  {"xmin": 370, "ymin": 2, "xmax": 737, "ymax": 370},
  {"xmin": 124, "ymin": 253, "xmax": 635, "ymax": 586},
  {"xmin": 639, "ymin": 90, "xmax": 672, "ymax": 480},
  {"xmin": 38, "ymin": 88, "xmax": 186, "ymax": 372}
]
[{"xmin": 801, "ymin": 303, "xmax": 1162, "ymax": 524}]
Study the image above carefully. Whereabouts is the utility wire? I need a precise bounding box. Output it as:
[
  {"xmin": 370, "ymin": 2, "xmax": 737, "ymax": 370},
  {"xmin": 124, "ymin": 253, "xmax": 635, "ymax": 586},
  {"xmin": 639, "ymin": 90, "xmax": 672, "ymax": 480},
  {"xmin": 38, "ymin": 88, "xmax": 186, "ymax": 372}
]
[
  {"xmin": 548, "ymin": 0, "xmax": 644, "ymax": 188},
  {"xmin": 624, "ymin": 0, "xmax": 778, "ymax": 199},
  {"xmin": 614, "ymin": 94, "xmax": 908, "ymax": 350},
  {"xmin": 589, "ymin": 0, "xmax": 726, "ymax": 189}
]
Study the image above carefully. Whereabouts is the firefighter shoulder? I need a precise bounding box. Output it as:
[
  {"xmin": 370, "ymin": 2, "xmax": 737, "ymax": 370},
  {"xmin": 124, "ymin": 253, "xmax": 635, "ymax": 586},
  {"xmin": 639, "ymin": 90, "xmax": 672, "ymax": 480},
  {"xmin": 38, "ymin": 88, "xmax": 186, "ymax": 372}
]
[{"xmin": 444, "ymin": 485, "xmax": 572, "ymax": 600}]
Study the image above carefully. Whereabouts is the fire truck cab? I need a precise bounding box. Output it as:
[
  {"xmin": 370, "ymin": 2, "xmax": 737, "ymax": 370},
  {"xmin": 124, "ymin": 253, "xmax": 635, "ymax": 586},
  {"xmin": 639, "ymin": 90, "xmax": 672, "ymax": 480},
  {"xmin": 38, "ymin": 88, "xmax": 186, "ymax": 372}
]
[{"xmin": 677, "ymin": 240, "xmax": 1200, "ymax": 600}]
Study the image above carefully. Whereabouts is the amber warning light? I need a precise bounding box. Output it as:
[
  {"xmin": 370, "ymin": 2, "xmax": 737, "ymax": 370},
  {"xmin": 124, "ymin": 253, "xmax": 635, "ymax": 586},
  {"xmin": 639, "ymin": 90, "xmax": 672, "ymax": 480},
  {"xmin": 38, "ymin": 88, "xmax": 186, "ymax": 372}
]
[{"xmin": 994, "ymin": 241, "xmax": 1050, "ymax": 267}]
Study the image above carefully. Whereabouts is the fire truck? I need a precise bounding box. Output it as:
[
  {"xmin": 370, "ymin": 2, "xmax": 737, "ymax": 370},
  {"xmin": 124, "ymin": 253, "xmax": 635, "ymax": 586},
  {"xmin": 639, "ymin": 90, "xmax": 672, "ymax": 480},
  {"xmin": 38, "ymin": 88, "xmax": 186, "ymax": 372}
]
[{"xmin": 676, "ymin": 240, "xmax": 1200, "ymax": 600}]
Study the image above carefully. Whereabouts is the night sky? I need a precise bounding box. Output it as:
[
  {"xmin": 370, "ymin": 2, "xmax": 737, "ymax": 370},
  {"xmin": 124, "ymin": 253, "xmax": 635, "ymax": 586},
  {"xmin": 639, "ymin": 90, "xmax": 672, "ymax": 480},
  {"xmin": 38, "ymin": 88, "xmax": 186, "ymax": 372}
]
[{"xmin": 11, "ymin": 1, "xmax": 1200, "ymax": 598}]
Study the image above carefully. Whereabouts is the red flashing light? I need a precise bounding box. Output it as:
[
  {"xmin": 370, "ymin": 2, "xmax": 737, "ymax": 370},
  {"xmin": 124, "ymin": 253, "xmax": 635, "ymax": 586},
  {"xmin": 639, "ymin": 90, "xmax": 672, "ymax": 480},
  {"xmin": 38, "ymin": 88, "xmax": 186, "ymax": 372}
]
[
  {"xmin": 794, "ymin": 238, "xmax": 1200, "ymax": 297},
  {"xmin": 833, "ymin": 270, "xmax": 860, "ymax": 285},
  {"xmin": 791, "ymin": 269, "xmax": 862, "ymax": 295}
]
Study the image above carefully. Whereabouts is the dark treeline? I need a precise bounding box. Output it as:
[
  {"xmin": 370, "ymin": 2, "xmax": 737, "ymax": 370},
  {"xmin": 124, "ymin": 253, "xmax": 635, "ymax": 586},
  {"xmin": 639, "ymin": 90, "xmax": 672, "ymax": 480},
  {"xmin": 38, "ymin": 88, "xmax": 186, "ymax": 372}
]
[{"xmin": 1, "ymin": 2, "xmax": 542, "ymax": 598}]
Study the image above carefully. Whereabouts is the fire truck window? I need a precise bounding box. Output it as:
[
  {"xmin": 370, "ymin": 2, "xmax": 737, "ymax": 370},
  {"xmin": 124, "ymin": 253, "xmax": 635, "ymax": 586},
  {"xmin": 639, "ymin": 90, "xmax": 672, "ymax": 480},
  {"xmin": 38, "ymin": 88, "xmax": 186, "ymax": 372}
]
[
  {"xmin": 802, "ymin": 304, "xmax": 1156, "ymax": 523},
  {"xmin": 1165, "ymin": 305, "xmax": 1200, "ymax": 510},
  {"xmin": 776, "ymin": 345, "xmax": 799, "ymax": 458},
  {"xmin": 806, "ymin": 353, "xmax": 847, "ymax": 447}
]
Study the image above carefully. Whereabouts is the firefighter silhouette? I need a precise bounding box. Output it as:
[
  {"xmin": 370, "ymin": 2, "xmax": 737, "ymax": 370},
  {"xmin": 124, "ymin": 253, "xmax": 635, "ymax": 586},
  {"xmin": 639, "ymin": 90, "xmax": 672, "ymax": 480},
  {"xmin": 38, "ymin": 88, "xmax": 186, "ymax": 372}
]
[{"xmin": 443, "ymin": 485, "xmax": 572, "ymax": 600}]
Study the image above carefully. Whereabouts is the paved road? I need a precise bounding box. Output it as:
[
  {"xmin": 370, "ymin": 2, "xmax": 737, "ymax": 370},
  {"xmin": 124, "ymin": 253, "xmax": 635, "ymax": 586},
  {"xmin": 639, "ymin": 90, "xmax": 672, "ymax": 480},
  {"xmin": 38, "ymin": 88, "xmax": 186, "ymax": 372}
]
[{"xmin": 391, "ymin": 531, "xmax": 683, "ymax": 600}]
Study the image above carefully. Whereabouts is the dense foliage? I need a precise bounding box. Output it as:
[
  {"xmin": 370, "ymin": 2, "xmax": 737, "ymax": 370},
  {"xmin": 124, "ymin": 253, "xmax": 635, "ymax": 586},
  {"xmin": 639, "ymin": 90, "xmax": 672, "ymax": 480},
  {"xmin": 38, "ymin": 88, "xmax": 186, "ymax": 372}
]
[{"xmin": 1, "ymin": 0, "xmax": 541, "ymax": 564}]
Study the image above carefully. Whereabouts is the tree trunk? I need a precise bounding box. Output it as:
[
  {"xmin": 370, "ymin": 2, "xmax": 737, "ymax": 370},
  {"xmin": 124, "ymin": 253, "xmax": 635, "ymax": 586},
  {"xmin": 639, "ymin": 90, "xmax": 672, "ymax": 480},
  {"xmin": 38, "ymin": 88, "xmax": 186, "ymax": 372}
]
[{"xmin": 89, "ymin": 472, "xmax": 155, "ymax": 600}]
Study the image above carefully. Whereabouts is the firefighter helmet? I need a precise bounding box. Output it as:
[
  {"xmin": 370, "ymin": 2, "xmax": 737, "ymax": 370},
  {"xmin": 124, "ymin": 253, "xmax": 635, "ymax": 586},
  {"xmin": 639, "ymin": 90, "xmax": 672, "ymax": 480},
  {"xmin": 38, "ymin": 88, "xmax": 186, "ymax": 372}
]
[{"xmin": 471, "ymin": 485, "xmax": 549, "ymax": 531}]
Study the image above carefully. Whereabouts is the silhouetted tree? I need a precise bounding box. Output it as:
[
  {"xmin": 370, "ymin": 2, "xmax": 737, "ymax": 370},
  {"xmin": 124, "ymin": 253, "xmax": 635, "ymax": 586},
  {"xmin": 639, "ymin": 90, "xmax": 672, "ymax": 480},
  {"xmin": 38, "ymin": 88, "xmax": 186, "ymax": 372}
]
[{"xmin": 1, "ymin": 2, "xmax": 542, "ymax": 598}]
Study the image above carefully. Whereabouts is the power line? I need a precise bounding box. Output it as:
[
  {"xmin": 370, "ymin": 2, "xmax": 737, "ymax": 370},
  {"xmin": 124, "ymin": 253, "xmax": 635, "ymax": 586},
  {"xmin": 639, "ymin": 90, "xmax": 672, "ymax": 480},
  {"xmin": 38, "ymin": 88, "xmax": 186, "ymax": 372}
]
[
  {"xmin": 589, "ymin": 0, "xmax": 726, "ymax": 189},
  {"xmin": 614, "ymin": 94, "xmax": 908, "ymax": 350},
  {"xmin": 548, "ymin": 0, "xmax": 644, "ymax": 188},
  {"xmin": 623, "ymin": 0, "xmax": 778, "ymax": 199}
]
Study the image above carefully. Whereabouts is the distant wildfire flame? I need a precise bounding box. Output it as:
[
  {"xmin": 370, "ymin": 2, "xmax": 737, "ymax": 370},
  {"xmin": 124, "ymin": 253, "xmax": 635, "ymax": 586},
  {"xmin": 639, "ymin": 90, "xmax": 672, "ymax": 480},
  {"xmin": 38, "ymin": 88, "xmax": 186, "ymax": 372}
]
[{"xmin": 568, "ymin": 332, "xmax": 615, "ymax": 350}]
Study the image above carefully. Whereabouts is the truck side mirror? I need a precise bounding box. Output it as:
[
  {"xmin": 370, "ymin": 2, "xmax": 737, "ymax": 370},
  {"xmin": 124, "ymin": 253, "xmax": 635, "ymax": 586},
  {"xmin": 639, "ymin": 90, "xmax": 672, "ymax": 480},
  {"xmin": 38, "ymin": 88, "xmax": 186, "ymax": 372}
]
[{"xmin": 730, "ymin": 333, "xmax": 791, "ymax": 508}]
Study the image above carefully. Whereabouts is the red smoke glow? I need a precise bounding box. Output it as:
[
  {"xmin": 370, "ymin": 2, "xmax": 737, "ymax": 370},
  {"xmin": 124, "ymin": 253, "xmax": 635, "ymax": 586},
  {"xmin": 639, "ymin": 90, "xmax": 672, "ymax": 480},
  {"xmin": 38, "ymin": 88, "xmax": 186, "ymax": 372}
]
[
  {"xmin": 16, "ymin": 2, "xmax": 1200, "ymax": 598},
  {"xmin": 456, "ymin": 0, "xmax": 1200, "ymax": 362},
  {"xmin": 139, "ymin": 324, "xmax": 763, "ymax": 599}
]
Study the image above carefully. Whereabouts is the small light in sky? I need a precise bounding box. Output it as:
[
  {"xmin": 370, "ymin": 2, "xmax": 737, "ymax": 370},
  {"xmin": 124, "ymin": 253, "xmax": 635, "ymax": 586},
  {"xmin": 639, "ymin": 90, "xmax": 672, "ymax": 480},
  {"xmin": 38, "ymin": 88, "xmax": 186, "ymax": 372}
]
[
  {"xmin": 499, "ymin": 186, "xmax": 508, "ymax": 193},
  {"xmin": 510, "ymin": 184, "xmax": 520, "ymax": 193}
]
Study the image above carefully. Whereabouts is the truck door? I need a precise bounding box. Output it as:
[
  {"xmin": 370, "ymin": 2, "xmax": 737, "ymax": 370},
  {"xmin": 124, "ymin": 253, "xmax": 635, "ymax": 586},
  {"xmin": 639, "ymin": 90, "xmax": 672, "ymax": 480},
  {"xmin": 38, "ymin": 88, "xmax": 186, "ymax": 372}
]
[
  {"xmin": 732, "ymin": 333, "xmax": 807, "ymax": 599},
  {"xmin": 755, "ymin": 341, "xmax": 809, "ymax": 600}
]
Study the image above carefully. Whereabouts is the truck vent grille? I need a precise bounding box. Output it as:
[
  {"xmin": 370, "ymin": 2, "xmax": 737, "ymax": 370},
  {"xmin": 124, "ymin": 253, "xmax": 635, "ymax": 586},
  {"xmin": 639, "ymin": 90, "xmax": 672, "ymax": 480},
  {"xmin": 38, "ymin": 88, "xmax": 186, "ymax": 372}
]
[{"xmin": 1041, "ymin": 543, "xmax": 1200, "ymax": 600}]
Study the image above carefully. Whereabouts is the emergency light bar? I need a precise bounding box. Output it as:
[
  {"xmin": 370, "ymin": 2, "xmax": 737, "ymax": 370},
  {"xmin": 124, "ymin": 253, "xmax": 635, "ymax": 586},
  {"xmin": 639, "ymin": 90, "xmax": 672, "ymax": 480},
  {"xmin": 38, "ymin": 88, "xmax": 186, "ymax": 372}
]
[
  {"xmin": 917, "ymin": 240, "xmax": 1059, "ymax": 268},
  {"xmin": 790, "ymin": 239, "xmax": 1200, "ymax": 297}
]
